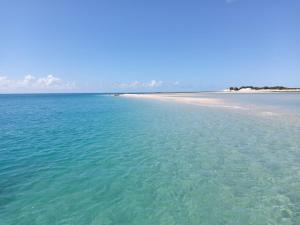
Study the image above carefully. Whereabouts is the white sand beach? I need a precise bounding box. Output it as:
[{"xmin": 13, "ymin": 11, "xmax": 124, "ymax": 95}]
[
  {"xmin": 121, "ymin": 93, "xmax": 226, "ymax": 107},
  {"xmin": 120, "ymin": 93, "xmax": 287, "ymax": 116}
]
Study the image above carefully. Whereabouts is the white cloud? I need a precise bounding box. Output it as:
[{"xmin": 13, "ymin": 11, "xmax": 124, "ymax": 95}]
[
  {"xmin": 113, "ymin": 80, "xmax": 181, "ymax": 90},
  {"xmin": 23, "ymin": 74, "xmax": 35, "ymax": 84},
  {"xmin": 114, "ymin": 80, "xmax": 163, "ymax": 88},
  {"xmin": 0, "ymin": 74, "xmax": 76, "ymax": 93},
  {"xmin": 148, "ymin": 80, "xmax": 163, "ymax": 87},
  {"xmin": 37, "ymin": 75, "xmax": 61, "ymax": 87}
]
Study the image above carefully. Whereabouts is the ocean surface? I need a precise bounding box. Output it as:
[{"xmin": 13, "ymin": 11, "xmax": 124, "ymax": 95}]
[{"xmin": 1, "ymin": 93, "xmax": 300, "ymax": 225}]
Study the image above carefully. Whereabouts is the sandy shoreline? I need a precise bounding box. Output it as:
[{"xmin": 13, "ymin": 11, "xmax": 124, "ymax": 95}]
[
  {"xmin": 120, "ymin": 93, "xmax": 229, "ymax": 107},
  {"xmin": 120, "ymin": 91, "xmax": 299, "ymax": 111},
  {"xmin": 120, "ymin": 93, "xmax": 287, "ymax": 117}
]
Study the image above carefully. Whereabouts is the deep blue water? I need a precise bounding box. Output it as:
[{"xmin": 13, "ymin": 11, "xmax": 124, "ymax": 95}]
[{"xmin": 1, "ymin": 93, "xmax": 300, "ymax": 225}]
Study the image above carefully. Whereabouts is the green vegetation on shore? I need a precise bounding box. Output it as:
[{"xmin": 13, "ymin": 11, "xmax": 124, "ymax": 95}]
[{"xmin": 229, "ymin": 86, "xmax": 300, "ymax": 91}]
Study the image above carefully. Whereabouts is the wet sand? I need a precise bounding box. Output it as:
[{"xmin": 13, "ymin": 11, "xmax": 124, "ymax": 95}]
[{"xmin": 121, "ymin": 93, "xmax": 227, "ymax": 107}]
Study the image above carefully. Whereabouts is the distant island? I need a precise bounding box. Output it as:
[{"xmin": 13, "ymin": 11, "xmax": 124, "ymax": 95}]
[{"xmin": 225, "ymin": 86, "xmax": 300, "ymax": 92}]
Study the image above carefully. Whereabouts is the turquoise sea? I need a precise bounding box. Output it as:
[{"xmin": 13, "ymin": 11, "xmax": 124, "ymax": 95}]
[{"xmin": 1, "ymin": 93, "xmax": 300, "ymax": 225}]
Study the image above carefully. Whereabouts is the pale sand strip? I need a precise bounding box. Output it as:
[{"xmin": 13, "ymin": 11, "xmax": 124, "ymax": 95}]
[
  {"xmin": 120, "ymin": 93, "xmax": 281, "ymax": 117},
  {"xmin": 121, "ymin": 94, "xmax": 225, "ymax": 107},
  {"xmin": 121, "ymin": 94, "xmax": 298, "ymax": 122}
]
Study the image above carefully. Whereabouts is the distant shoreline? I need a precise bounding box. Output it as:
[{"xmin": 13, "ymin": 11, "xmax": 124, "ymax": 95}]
[{"xmin": 224, "ymin": 86, "xmax": 300, "ymax": 93}]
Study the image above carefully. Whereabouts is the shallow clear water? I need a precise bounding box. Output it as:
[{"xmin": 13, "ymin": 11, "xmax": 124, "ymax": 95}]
[{"xmin": 1, "ymin": 93, "xmax": 300, "ymax": 225}]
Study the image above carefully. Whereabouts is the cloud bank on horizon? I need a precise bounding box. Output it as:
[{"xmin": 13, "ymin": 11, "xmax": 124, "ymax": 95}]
[
  {"xmin": 114, "ymin": 80, "xmax": 163, "ymax": 88},
  {"xmin": 0, "ymin": 75, "xmax": 76, "ymax": 93},
  {"xmin": 0, "ymin": 75, "xmax": 181, "ymax": 93},
  {"xmin": 113, "ymin": 80, "xmax": 180, "ymax": 91}
]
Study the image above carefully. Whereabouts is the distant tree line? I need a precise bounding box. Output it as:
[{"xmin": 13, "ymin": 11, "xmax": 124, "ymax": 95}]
[{"xmin": 229, "ymin": 86, "xmax": 292, "ymax": 91}]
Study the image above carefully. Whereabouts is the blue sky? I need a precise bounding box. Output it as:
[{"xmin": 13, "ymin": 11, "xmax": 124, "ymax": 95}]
[{"xmin": 0, "ymin": 0, "xmax": 299, "ymax": 92}]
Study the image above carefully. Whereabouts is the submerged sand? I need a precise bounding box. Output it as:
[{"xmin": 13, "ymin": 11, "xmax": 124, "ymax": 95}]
[
  {"xmin": 120, "ymin": 93, "xmax": 300, "ymax": 125},
  {"xmin": 121, "ymin": 93, "xmax": 228, "ymax": 107}
]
